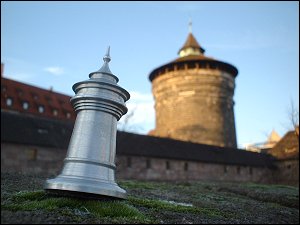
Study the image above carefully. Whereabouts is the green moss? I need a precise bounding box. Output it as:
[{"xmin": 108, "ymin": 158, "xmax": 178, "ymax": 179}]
[
  {"xmin": 2, "ymin": 180, "xmax": 298, "ymax": 224},
  {"xmin": 244, "ymin": 182, "xmax": 298, "ymax": 191},
  {"xmin": 12, "ymin": 190, "xmax": 47, "ymax": 201},
  {"xmin": 119, "ymin": 180, "xmax": 170, "ymax": 190},
  {"xmin": 2, "ymin": 190, "xmax": 154, "ymax": 223},
  {"xmin": 127, "ymin": 196, "xmax": 234, "ymax": 219}
]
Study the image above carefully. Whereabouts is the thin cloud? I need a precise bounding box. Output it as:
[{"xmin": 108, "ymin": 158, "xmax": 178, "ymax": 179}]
[
  {"xmin": 118, "ymin": 91, "xmax": 155, "ymax": 133},
  {"xmin": 44, "ymin": 66, "xmax": 64, "ymax": 75},
  {"xmin": 129, "ymin": 91, "xmax": 154, "ymax": 102}
]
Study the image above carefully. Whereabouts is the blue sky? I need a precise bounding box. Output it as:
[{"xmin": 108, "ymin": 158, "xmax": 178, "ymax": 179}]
[{"xmin": 1, "ymin": 1, "xmax": 299, "ymax": 148}]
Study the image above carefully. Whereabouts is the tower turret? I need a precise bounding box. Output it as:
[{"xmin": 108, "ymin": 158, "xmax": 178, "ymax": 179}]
[
  {"xmin": 178, "ymin": 20, "xmax": 205, "ymax": 57},
  {"xmin": 149, "ymin": 25, "xmax": 238, "ymax": 148}
]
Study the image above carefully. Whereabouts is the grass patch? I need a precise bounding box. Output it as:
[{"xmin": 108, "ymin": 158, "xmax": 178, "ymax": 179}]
[
  {"xmin": 119, "ymin": 180, "xmax": 170, "ymax": 190},
  {"xmin": 243, "ymin": 182, "xmax": 299, "ymax": 191},
  {"xmin": 127, "ymin": 196, "xmax": 236, "ymax": 219},
  {"xmin": 2, "ymin": 180, "xmax": 298, "ymax": 224},
  {"xmin": 2, "ymin": 190, "xmax": 153, "ymax": 223}
]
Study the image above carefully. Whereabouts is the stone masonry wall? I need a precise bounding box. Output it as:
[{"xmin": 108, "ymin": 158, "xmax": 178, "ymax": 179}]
[
  {"xmin": 2, "ymin": 142, "xmax": 274, "ymax": 184},
  {"xmin": 151, "ymin": 66, "xmax": 237, "ymax": 148},
  {"xmin": 1, "ymin": 143, "xmax": 66, "ymax": 176},
  {"xmin": 273, "ymin": 159, "xmax": 299, "ymax": 186},
  {"xmin": 116, "ymin": 155, "xmax": 273, "ymax": 184}
]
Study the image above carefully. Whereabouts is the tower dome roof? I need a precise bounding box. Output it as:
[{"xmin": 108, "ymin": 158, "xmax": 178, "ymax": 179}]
[
  {"xmin": 149, "ymin": 23, "xmax": 238, "ymax": 82},
  {"xmin": 178, "ymin": 32, "xmax": 205, "ymax": 56}
]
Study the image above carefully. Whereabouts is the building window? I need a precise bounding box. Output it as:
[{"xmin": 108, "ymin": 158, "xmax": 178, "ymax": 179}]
[
  {"xmin": 287, "ymin": 165, "xmax": 291, "ymax": 169},
  {"xmin": 6, "ymin": 97, "xmax": 13, "ymax": 106},
  {"xmin": 23, "ymin": 101, "xmax": 29, "ymax": 110},
  {"xmin": 45, "ymin": 96, "xmax": 52, "ymax": 103},
  {"xmin": 66, "ymin": 112, "xmax": 71, "ymax": 118},
  {"xmin": 31, "ymin": 92, "xmax": 38, "ymax": 100},
  {"xmin": 237, "ymin": 166, "xmax": 240, "ymax": 174},
  {"xmin": 2, "ymin": 85, "xmax": 7, "ymax": 92},
  {"xmin": 38, "ymin": 105, "xmax": 44, "ymax": 113},
  {"xmin": 224, "ymin": 165, "xmax": 228, "ymax": 174},
  {"xmin": 127, "ymin": 157, "xmax": 132, "ymax": 168},
  {"xmin": 166, "ymin": 161, "xmax": 170, "ymax": 170},
  {"xmin": 146, "ymin": 159, "xmax": 151, "ymax": 169},
  {"xmin": 53, "ymin": 109, "xmax": 58, "ymax": 116},
  {"xmin": 184, "ymin": 162, "xmax": 188, "ymax": 171},
  {"xmin": 16, "ymin": 89, "xmax": 23, "ymax": 96}
]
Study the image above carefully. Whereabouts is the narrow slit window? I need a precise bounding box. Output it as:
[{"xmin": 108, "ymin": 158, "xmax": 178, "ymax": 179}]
[
  {"xmin": 127, "ymin": 157, "xmax": 132, "ymax": 168},
  {"xmin": 184, "ymin": 162, "xmax": 188, "ymax": 171},
  {"xmin": 146, "ymin": 159, "xmax": 151, "ymax": 169},
  {"xmin": 166, "ymin": 161, "xmax": 170, "ymax": 170}
]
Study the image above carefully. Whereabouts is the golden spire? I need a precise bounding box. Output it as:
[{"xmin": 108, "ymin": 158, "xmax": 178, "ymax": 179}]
[{"xmin": 178, "ymin": 20, "xmax": 205, "ymax": 57}]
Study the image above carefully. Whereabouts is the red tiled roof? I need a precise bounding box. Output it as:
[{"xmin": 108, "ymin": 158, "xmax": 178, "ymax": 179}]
[{"xmin": 1, "ymin": 77, "xmax": 76, "ymax": 121}]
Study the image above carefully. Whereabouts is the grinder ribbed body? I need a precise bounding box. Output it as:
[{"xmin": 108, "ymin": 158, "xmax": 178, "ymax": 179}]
[{"xmin": 44, "ymin": 48, "xmax": 130, "ymax": 199}]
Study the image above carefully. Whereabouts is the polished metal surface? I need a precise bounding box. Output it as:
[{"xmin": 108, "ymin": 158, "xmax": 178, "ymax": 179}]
[{"xmin": 44, "ymin": 47, "xmax": 130, "ymax": 199}]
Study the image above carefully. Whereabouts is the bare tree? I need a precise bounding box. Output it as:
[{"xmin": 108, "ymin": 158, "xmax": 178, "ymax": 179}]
[
  {"xmin": 287, "ymin": 98, "xmax": 299, "ymax": 139},
  {"xmin": 118, "ymin": 106, "xmax": 136, "ymax": 132}
]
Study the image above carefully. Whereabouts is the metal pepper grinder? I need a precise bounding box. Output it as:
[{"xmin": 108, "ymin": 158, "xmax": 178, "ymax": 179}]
[{"xmin": 44, "ymin": 47, "xmax": 130, "ymax": 199}]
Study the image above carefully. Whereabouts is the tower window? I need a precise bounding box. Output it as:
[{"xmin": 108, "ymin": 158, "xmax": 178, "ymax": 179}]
[
  {"xmin": 188, "ymin": 63, "xmax": 196, "ymax": 69},
  {"xmin": 177, "ymin": 64, "xmax": 184, "ymax": 70}
]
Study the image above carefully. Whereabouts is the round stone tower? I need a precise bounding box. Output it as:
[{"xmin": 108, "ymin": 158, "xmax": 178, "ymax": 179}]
[{"xmin": 149, "ymin": 27, "xmax": 238, "ymax": 148}]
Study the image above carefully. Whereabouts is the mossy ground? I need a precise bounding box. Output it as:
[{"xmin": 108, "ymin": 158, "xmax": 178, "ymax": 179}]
[{"xmin": 1, "ymin": 173, "xmax": 299, "ymax": 224}]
